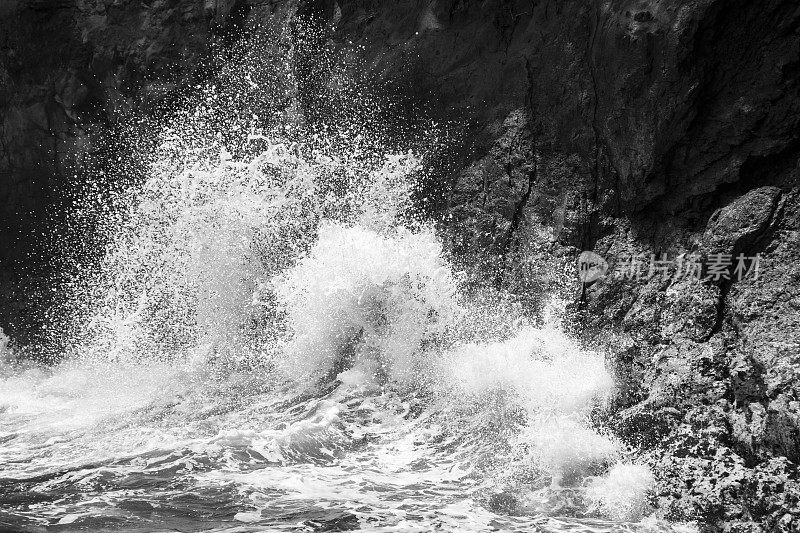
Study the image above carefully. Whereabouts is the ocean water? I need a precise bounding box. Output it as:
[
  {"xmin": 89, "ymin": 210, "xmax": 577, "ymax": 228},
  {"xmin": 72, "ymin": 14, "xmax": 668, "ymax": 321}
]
[
  {"xmin": 0, "ymin": 299, "xmax": 682, "ymax": 533},
  {"xmin": 0, "ymin": 25, "xmax": 694, "ymax": 533}
]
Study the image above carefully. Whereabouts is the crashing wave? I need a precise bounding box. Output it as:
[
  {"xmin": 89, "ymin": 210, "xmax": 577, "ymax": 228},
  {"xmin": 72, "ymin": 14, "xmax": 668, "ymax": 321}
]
[{"xmin": 0, "ymin": 22, "xmax": 672, "ymax": 531}]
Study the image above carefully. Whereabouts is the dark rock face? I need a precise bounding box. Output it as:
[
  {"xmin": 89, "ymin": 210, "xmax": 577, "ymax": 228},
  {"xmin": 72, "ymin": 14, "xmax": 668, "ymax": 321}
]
[
  {"xmin": 1, "ymin": 0, "xmax": 799, "ymax": 529},
  {"xmin": 0, "ymin": 0, "xmax": 212, "ymax": 252},
  {"xmin": 0, "ymin": 0, "xmax": 216, "ymax": 340}
]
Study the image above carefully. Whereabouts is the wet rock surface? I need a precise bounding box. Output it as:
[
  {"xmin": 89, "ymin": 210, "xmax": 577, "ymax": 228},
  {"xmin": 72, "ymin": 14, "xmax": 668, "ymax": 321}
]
[{"xmin": 1, "ymin": 0, "xmax": 800, "ymax": 530}]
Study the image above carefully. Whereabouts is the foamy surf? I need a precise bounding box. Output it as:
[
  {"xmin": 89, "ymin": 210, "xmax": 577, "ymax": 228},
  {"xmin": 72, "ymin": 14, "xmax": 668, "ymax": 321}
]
[
  {"xmin": 0, "ymin": 24, "xmax": 694, "ymax": 533},
  {"xmin": 0, "ymin": 221, "xmax": 674, "ymax": 531}
]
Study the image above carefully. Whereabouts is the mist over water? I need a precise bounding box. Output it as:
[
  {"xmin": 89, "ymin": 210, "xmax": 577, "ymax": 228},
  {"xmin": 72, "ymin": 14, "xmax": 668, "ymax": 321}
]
[{"xmin": 1, "ymin": 22, "xmax": 689, "ymax": 533}]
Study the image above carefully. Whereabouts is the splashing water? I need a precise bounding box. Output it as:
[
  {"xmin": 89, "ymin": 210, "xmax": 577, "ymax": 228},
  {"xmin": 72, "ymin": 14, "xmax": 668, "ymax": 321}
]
[
  {"xmin": 0, "ymin": 23, "xmax": 692, "ymax": 533},
  {"xmin": 273, "ymin": 223, "xmax": 460, "ymax": 385}
]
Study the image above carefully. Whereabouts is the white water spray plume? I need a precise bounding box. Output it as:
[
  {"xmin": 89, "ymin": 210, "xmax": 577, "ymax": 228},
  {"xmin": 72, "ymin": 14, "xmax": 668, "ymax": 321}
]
[{"xmin": 0, "ymin": 21, "xmax": 691, "ymax": 533}]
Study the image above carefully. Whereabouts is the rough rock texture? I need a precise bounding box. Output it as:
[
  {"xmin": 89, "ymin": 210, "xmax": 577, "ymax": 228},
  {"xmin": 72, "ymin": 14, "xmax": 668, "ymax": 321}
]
[{"xmin": 1, "ymin": 0, "xmax": 799, "ymax": 530}]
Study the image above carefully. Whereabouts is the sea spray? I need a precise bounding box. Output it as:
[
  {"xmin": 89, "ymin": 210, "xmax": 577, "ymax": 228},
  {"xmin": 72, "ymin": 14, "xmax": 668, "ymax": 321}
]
[
  {"xmin": 0, "ymin": 327, "xmax": 10, "ymax": 368},
  {"xmin": 431, "ymin": 319, "xmax": 653, "ymax": 519},
  {"xmin": 0, "ymin": 22, "xmax": 675, "ymax": 532},
  {"xmin": 588, "ymin": 462, "xmax": 657, "ymax": 521},
  {"xmin": 269, "ymin": 218, "xmax": 655, "ymax": 518},
  {"xmin": 273, "ymin": 223, "xmax": 460, "ymax": 384}
]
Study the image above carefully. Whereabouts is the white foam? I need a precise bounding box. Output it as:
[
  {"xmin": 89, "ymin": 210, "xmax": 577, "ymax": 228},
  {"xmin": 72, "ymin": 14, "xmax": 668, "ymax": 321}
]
[
  {"xmin": 274, "ymin": 223, "xmax": 461, "ymax": 384},
  {"xmin": 587, "ymin": 463, "xmax": 655, "ymax": 521},
  {"xmin": 1, "ymin": 24, "xmax": 669, "ymax": 527},
  {"xmin": 446, "ymin": 326, "xmax": 613, "ymax": 416}
]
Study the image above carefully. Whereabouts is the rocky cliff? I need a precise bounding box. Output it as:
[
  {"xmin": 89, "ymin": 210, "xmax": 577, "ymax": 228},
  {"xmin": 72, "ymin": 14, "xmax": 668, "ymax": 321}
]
[{"xmin": 1, "ymin": 0, "xmax": 799, "ymax": 530}]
